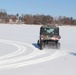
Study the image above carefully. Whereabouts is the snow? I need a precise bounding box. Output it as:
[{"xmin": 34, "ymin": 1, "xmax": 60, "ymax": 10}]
[{"xmin": 0, "ymin": 24, "xmax": 76, "ymax": 75}]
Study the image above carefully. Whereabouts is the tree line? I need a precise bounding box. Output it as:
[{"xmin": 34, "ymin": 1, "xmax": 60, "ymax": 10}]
[{"xmin": 0, "ymin": 9, "xmax": 76, "ymax": 26}]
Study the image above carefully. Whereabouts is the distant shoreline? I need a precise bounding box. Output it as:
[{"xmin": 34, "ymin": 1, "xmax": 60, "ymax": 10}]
[{"xmin": 0, "ymin": 23, "xmax": 76, "ymax": 27}]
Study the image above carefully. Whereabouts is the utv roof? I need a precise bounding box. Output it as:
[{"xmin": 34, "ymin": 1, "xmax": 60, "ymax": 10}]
[{"xmin": 41, "ymin": 25, "xmax": 58, "ymax": 28}]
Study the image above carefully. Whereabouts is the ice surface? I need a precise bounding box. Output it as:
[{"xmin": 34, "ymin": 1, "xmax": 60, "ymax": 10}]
[{"xmin": 0, "ymin": 24, "xmax": 76, "ymax": 75}]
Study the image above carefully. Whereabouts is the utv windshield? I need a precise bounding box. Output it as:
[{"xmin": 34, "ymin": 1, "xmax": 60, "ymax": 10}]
[{"xmin": 41, "ymin": 28, "xmax": 59, "ymax": 35}]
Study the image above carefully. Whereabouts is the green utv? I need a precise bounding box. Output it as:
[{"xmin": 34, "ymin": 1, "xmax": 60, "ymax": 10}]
[{"xmin": 37, "ymin": 25, "xmax": 61, "ymax": 50}]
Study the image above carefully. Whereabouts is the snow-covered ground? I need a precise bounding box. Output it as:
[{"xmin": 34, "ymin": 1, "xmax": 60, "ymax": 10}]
[{"xmin": 0, "ymin": 24, "xmax": 76, "ymax": 75}]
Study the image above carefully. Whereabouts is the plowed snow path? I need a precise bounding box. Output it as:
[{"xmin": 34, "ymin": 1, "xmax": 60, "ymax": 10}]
[{"xmin": 0, "ymin": 39, "xmax": 66, "ymax": 70}]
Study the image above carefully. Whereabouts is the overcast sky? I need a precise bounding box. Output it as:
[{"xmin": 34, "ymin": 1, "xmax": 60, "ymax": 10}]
[{"xmin": 0, "ymin": 0, "xmax": 76, "ymax": 18}]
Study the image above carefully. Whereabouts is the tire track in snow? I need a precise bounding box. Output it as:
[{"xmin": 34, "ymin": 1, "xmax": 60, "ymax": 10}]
[
  {"xmin": 0, "ymin": 39, "xmax": 46, "ymax": 65},
  {"xmin": 0, "ymin": 39, "xmax": 66, "ymax": 70},
  {"xmin": 0, "ymin": 39, "xmax": 26, "ymax": 59}
]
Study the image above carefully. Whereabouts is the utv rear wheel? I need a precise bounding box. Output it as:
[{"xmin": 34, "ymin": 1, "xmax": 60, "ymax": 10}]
[
  {"xmin": 56, "ymin": 42, "xmax": 60, "ymax": 49},
  {"xmin": 55, "ymin": 41, "xmax": 60, "ymax": 49},
  {"xmin": 37, "ymin": 40, "xmax": 40, "ymax": 46},
  {"xmin": 40, "ymin": 41, "xmax": 42, "ymax": 50}
]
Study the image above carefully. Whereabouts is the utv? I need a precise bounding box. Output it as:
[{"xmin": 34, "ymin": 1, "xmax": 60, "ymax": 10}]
[{"xmin": 37, "ymin": 25, "xmax": 61, "ymax": 50}]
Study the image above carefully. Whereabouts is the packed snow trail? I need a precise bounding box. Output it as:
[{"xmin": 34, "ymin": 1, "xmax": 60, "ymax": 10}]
[{"xmin": 0, "ymin": 39, "xmax": 66, "ymax": 70}]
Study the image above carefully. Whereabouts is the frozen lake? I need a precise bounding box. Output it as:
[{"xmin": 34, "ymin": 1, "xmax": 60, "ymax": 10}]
[{"xmin": 0, "ymin": 24, "xmax": 76, "ymax": 75}]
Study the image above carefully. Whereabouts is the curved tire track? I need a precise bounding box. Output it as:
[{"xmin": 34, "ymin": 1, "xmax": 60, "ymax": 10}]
[{"xmin": 0, "ymin": 39, "xmax": 66, "ymax": 70}]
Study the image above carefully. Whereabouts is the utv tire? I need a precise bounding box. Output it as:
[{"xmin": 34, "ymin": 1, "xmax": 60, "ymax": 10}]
[
  {"xmin": 56, "ymin": 42, "xmax": 60, "ymax": 49},
  {"xmin": 37, "ymin": 40, "xmax": 40, "ymax": 46},
  {"xmin": 40, "ymin": 41, "xmax": 42, "ymax": 50}
]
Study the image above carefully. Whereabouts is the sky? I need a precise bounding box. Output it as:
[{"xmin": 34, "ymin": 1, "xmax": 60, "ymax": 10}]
[{"xmin": 0, "ymin": 0, "xmax": 76, "ymax": 19}]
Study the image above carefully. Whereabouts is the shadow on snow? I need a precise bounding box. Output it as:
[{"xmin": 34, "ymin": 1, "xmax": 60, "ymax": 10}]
[
  {"xmin": 70, "ymin": 52, "xmax": 76, "ymax": 56},
  {"xmin": 32, "ymin": 43, "xmax": 40, "ymax": 49}
]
